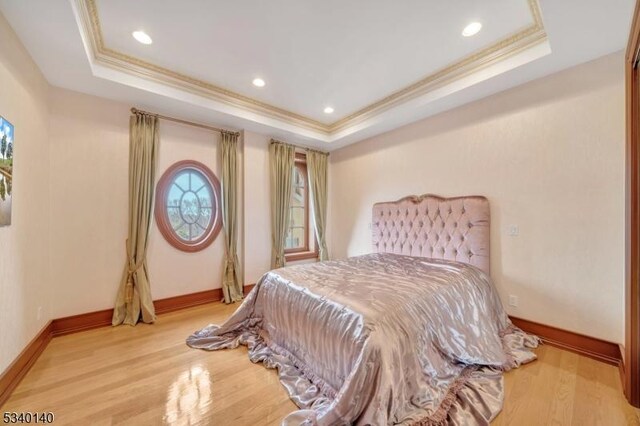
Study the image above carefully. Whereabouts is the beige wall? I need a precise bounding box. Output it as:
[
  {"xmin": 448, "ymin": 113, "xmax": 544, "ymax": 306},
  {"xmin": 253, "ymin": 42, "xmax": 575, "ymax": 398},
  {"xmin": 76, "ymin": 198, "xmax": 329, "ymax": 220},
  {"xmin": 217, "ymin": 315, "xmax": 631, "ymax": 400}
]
[
  {"xmin": 0, "ymin": 13, "xmax": 52, "ymax": 372},
  {"xmin": 243, "ymin": 131, "xmax": 272, "ymax": 285},
  {"xmin": 330, "ymin": 52, "xmax": 625, "ymax": 343},
  {"xmin": 48, "ymin": 88, "xmax": 244, "ymax": 317}
]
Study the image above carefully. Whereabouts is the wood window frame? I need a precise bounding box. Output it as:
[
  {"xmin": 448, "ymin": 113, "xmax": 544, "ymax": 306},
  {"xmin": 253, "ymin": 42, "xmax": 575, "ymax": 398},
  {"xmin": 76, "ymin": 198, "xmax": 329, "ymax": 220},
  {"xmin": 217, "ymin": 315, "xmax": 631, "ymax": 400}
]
[
  {"xmin": 154, "ymin": 160, "xmax": 223, "ymax": 253},
  {"xmin": 284, "ymin": 153, "xmax": 319, "ymax": 262},
  {"xmin": 626, "ymin": 0, "xmax": 640, "ymax": 408}
]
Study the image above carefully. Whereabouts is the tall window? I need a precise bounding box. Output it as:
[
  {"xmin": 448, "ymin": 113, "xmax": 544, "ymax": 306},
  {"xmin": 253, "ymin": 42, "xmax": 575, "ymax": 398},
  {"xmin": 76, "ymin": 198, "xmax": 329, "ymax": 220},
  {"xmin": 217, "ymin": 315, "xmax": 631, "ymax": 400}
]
[{"xmin": 284, "ymin": 153, "xmax": 318, "ymax": 261}]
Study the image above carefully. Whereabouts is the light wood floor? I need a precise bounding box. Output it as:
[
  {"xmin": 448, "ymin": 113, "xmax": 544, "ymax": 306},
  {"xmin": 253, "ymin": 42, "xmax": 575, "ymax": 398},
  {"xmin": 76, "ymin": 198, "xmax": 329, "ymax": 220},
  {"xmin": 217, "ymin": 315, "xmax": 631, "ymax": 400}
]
[{"xmin": 3, "ymin": 302, "xmax": 639, "ymax": 425}]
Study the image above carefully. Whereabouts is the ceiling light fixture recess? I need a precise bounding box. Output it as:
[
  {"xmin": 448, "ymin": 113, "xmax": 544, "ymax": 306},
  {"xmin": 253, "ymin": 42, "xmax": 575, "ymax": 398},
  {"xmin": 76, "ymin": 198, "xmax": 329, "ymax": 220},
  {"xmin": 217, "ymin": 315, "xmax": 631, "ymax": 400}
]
[
  {"xmin": 462, "ymin": 22, "xmax": 482, "ymax": 37},
  {"xmin": 323, "ymin": 106, "xmax": 334, "ymax": 114},
  {"xmin": 252, "ymin": 78, "xmax": 266, "ymax": 87},
  {"xmin": 132, "ymin": 30, "xmax": 153, "ymax": 45}
]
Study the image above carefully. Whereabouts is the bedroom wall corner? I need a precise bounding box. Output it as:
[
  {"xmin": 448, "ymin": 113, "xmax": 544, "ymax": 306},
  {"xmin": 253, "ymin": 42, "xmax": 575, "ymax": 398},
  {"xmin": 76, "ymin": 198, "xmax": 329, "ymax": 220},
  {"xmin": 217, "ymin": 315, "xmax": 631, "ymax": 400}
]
[
  {"xmin": 0, "ymin": 11, "xmax": 53, "ymax": 374},
  {"xmin": 328, "ymin": 51, "xmax": 626, "ymax": 344},
  {"xmin": 47, "ymin": 88, "xmax": 234, "ymax": 317}
]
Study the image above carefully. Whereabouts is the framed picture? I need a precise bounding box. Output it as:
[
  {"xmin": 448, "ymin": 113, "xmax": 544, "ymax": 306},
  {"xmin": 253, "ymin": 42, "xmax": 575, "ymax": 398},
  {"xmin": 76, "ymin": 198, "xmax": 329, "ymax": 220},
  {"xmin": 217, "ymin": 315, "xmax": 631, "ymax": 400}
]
[{"xmin": 0, "ymin": 116, "xmax": 14, "ymax": 227}]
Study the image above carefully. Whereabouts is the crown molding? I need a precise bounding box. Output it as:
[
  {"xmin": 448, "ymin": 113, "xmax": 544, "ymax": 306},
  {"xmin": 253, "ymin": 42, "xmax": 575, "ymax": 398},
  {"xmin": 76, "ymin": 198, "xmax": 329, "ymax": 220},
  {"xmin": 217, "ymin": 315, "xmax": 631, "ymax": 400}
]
[
  {"xmin": 328, "ymin": 1, "xmax": 547, "ymax": 134},
  {"xmin": 73, "ymin": 0, "xmax": 548, "ymax": 139}
]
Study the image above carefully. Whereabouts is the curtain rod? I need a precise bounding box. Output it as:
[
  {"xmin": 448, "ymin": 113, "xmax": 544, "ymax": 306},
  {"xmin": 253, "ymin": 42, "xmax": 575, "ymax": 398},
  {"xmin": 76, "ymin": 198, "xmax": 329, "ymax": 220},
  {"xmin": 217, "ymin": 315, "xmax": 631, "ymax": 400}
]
[
  {"xmin": 270, "ymin": 138, "xmax": 329, "ymax": 155},
  {"xmin": 130, "ymin": 107, "xmax": 240, "ymax": 136}
]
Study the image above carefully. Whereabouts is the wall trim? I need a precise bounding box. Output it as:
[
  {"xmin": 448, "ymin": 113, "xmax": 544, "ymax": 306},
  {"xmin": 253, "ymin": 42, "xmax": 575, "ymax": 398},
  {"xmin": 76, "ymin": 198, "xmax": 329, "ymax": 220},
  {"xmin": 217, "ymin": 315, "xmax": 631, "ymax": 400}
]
[
  {"xmin": 620, "ymin": 344, "xmax": 627, "ymax": 393},
  {"xmin": 50, "ymin": 288, "xmax": 227, "ymax": 337},
  {"xmin": 0, "ymin": 322, "xmax": 52, "ymax": 408},
  {"xmin": 510, "ymin": 316, "xmax": 622, "ymax": 366},
  {"xmin": 626, "ymin": 0, "xmax": 640, "ymax": 407},
  {"xmin": 0, "ymin": 285, "xmax": 254, "ymax": 408},
  {"xmin": 72, "ymin": 0, "xmax": 547, "ymax": 136}
]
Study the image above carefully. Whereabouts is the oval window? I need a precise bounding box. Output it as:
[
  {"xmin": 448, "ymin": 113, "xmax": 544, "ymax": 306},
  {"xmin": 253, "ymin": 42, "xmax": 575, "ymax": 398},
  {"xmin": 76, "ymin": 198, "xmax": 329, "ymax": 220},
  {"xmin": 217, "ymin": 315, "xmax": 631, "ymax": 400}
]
[{"xmin": 155, "ymin": 160, "xmax": 222, "ymax": 252}]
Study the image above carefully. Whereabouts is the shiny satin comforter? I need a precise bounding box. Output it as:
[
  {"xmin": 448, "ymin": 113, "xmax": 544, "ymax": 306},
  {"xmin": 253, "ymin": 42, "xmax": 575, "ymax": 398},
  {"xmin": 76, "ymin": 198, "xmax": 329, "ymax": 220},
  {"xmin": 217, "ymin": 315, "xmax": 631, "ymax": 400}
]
[{"xmin": 187, "ymin": 254, "xmax": 538, "ymax": 425}]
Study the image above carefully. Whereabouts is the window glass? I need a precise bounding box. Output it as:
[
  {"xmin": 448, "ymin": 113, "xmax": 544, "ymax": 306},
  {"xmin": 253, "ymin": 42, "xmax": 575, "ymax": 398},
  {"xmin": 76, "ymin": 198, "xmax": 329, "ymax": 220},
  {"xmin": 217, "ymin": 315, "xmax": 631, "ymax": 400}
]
[
  {"xmin": 155, "ymin": 161, "xmax": 222, "ymax": 252},
  {"xmin": 285, "ymin": 164, "xmax": 307, "ymax": 250}
]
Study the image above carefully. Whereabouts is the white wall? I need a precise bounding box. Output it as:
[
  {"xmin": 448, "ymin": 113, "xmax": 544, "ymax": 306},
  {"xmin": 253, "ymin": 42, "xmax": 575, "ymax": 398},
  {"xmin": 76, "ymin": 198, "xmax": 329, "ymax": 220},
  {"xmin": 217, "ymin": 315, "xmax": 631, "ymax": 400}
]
[
  {"xmin": 0, "ymin": 13, "xmax": 52, "ymax": 372},
  {"xmin": 48, "ymin": 88, "xmax": 244, "ymax": 317},
  {"xmin": 243, "ymin": 131, "xmax": 272, "ymax": 285},
  {"xmin": 329, "ymin": 52, "xmax": 625, "ymax": 343}
]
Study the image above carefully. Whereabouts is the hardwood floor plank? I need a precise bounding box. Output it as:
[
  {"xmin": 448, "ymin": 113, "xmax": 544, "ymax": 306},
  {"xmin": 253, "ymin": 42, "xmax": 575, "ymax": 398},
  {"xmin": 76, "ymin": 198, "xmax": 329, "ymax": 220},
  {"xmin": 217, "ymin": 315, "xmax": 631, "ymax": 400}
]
[
  {"xmin": 2, "ymin": 302, "xmax": 638, "ymax": 425},
  {"xmin": 543, "ymin": 348, "xmax": 577, "ymax": 425}
]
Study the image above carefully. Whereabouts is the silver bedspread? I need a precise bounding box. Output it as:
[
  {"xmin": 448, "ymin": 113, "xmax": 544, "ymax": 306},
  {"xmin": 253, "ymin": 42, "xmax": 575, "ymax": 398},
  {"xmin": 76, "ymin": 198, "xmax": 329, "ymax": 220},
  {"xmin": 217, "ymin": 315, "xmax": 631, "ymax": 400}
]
[{"xmin": 187, "ymin": 254, "xmax": 538, "ymax": 425}]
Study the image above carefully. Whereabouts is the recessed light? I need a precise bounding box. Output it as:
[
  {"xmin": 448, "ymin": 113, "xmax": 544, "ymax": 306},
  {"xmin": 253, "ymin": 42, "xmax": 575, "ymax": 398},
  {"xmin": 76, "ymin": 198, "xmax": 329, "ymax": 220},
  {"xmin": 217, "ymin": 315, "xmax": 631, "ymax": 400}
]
[
  {"xmin": 323, "ymin": 106, "xmax": 334, "ymax": 114},
  {"xmin": 252, "ymin": 78, "xmax": 266, "ymax": 87},
  {"xmin": 462, "ymin": 22, "xmax": 482, "ymax": 37},
  {"xmin": 132, "ymin": 30, "xmax": 153, "ymax": 45}
]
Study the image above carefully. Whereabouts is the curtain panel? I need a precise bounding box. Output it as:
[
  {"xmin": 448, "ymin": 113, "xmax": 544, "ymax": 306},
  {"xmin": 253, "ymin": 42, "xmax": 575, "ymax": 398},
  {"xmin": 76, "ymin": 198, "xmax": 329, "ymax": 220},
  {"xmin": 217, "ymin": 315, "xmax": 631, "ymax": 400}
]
[
  {"xmin": 113, "ymin": 113, "xmax": 159, "ymax": 326},
  {"xmin": 306, "ymin": 149, "xmax": 329, "ymax": 261},
  {"xmin": 220, "ymin": 131, "xmax": 244, "ymax": 303},
  {"xmin": 269, "ymin": 140, "xmax": 296, "ymax": 269}
]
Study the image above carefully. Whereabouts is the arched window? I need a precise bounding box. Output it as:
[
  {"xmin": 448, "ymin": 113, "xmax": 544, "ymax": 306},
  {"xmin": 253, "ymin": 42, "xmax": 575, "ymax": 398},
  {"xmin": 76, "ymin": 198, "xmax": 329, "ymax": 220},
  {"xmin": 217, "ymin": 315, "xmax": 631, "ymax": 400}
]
[{"xmin": 155, "ymin": 160, "xmax": 222, "ymax": 252}]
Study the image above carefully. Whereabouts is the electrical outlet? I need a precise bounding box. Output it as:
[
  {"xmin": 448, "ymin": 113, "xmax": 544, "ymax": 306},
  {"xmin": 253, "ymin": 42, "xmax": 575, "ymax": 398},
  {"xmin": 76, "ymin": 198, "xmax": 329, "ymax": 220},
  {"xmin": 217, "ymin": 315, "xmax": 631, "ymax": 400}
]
[
  {"xmin": 508, "ymin": 295, "xmax": 519, "ymax": 307},
  {"xmin": 37, "ymin": 306, "xmax": 42, "ymax": 320},
  {"xmin": 368, "ymin": 222, "xmax": 372, "ymax": 230},
  {"xmin": 508, "ymin": 225, "xmax": 519, "ymax": 236}
]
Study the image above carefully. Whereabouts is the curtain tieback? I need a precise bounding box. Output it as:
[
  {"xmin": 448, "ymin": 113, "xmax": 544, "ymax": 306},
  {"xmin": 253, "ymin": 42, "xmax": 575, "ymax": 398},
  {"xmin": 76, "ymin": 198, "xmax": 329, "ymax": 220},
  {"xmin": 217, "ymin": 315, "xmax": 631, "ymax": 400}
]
[{"xmin": 125, "ymin": 239, "xmax": 144, "ymax": 303}]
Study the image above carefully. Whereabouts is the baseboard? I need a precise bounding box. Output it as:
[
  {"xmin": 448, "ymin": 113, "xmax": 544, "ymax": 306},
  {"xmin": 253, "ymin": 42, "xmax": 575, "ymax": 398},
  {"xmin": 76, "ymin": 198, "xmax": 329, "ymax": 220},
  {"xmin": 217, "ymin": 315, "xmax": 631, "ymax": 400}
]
[
  {"xmin": 510, "ymin": 316, "xmax": 622, "ymax": 366},
  {"xmin": 154, "ymin": 289, "xmax": 224, "ymax": 315},
  {"xmin": 51, "ymin": 286, "xmax": 260, "ymax": 337},
  {"xmin": 0, "ymin": 284, "xmax": 255, "ymax": 408},
  {"xmin": 51, "ymin": 308, "xmax": 113, "ymax": 337},
  {"xmin": 0, "ymin": 322, "xmax": 52, "ymax": 408},
  {"xmin": 619, "ymin": 346, "xmax": 626, "ymax": 393}
]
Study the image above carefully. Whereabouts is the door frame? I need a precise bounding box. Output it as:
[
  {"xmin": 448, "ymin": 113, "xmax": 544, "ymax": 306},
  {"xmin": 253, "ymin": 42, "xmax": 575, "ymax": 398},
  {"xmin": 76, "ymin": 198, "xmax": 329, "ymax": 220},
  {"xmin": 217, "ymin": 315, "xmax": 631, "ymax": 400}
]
[{"xmin": 626, "ymin": 0, "xmax": 640, "ymax": 407}]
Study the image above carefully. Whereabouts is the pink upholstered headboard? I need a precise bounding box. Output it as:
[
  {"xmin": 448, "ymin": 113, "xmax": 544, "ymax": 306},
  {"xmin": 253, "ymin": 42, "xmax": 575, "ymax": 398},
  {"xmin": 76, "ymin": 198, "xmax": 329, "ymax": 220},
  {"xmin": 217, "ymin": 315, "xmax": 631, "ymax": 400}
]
[{"xmin": 372, "ymin": 194, "xmax": 490, "ymax": 275}]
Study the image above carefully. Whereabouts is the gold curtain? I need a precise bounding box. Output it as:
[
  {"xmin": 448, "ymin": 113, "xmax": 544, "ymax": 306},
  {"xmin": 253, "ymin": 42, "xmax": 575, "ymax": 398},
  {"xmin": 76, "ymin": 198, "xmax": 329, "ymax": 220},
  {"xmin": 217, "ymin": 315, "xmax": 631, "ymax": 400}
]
[
  {"xmin": 220, "ymin": 131, "xmax": 244, "ymax": 303},
  {"xmin": 306, "ymin": 149, "xmax": 329, "ymax": 261},
  {"xmin": 269, "ymin": 140, "xmax": 296, "ymax": 269},
  {"xmin": 113, "ymin": 113, "xmax": 159, "ymax": 326}
]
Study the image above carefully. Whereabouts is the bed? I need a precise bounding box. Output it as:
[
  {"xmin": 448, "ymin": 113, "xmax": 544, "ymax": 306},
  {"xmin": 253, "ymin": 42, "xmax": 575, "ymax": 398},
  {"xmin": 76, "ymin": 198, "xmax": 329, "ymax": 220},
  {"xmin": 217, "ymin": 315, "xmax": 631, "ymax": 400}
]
[{"xmin": 187, "ymin": 194, "xmax": 538, "ymax": 425}]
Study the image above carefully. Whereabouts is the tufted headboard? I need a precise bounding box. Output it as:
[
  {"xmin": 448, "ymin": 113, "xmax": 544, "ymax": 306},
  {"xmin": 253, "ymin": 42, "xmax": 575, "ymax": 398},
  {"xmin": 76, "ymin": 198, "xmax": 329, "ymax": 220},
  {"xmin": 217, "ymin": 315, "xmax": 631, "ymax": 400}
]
[{"xmin": 372, "ymin": 194, "xmax": 490, "ymax": 275}]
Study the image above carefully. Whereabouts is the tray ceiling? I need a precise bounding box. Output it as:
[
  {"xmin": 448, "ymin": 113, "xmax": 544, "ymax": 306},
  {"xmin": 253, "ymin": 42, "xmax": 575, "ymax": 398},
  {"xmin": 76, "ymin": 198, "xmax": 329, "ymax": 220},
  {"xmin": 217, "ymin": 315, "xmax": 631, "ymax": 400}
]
[
  {"xmin": 73, "ymin": 0, "xmax": 547, "ymax": 139},
  {"xmin": 0, "ymin": 0, "xmax": 633, "ymax": 149}
]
